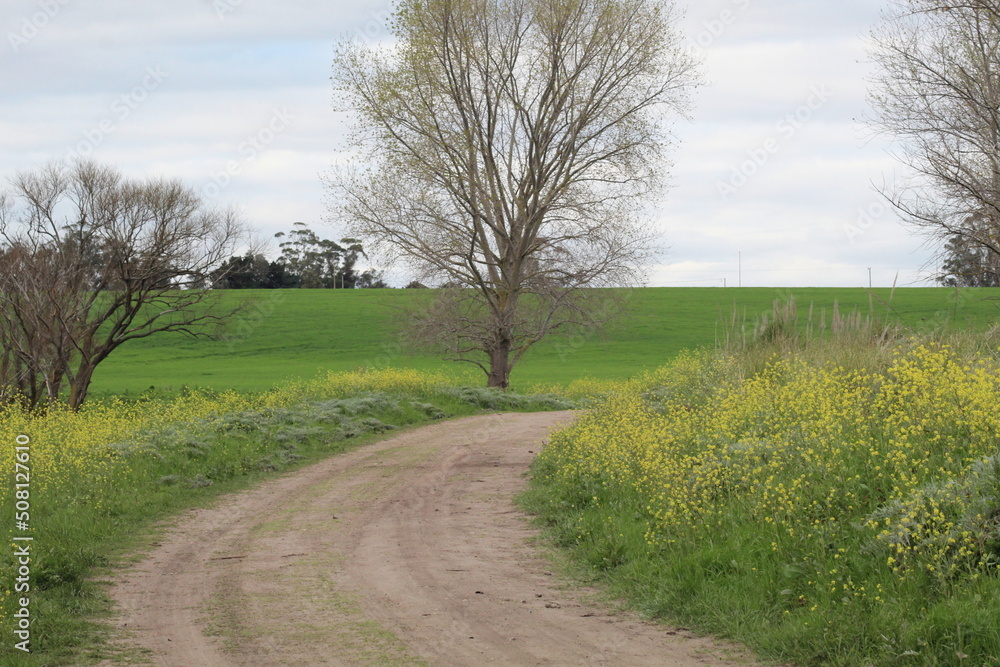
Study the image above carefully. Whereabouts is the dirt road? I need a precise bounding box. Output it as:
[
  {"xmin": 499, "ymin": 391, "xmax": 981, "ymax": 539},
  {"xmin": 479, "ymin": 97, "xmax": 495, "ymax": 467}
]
[{"xmin": 101, "ymin": 411, "xmax": 756, "ymax": 666}]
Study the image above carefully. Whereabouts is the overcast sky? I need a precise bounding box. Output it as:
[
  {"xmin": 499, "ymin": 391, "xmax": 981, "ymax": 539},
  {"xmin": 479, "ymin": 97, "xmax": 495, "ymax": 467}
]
[{"xmin": 1, "ymin": 0, "xmax": 939, "ymax": 288}]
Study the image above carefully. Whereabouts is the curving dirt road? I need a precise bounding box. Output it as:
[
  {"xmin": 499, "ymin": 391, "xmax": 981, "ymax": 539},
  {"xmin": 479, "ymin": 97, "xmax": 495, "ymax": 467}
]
[{"xmin": 100, "ymin": 412, "xmax": 758, "ymax": 666}]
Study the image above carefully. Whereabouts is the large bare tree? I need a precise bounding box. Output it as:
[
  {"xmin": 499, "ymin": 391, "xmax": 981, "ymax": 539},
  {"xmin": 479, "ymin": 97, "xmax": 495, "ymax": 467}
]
[
  {"xmin": 0, "ymin": 160, "xmax": 250, "ymax": 409},
  {"xmin": 867, "ymin": 1, "xmax": 1000, "ymax": 260},
  {"xmin": 329, "ymin": 0, "xmax": 697, "ymax": 388}
]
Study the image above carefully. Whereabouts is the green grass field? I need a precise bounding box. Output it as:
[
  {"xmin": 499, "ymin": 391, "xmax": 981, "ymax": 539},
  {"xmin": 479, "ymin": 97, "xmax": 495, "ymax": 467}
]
[{"xmin": 92, "ymin": 287, "xmax": 1000, "ymax": 396}]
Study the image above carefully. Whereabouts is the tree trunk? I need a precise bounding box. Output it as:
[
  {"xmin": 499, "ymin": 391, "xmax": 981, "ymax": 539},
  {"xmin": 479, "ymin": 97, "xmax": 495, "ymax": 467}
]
[
  {"xmin": 67, "ymin": 363, "xmax": 96, "ymax": 411},
  {"xmin": 44, "ymin": 367, "xmax": 63, "ymax": 404},
  {"xmin": 486, "ymin": 339, "xmax": 512, "ymax": 390},
  {"xmin": 20, "ymin": 362, "xmax": 43, "ymax": 411}
]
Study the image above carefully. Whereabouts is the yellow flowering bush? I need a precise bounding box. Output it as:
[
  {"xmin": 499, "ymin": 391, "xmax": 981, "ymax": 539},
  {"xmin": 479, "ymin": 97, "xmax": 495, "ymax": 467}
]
[
  {"xmin": 269, "ymin": 367, "xmax": 456, "ymax": 403},
  {"xmin": 529, "ymin": 343, "xmax": 1000, "ymax": 664}
]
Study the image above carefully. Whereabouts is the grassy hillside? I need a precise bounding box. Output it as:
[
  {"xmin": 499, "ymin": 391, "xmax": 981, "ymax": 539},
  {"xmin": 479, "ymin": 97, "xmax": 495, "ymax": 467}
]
[{"xmin": 90, "ymin": 287, "xmax": 1000, "ymax": 396}]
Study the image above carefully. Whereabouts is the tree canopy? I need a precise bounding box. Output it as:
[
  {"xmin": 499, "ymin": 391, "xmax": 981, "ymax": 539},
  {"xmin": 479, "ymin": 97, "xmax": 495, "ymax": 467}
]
[
  {"xmin": 329, "ymin": 0, "xmax": 698, "ymax": 387},
  {"xmin": 211, "ymin": 223, "xmax": 386, "ymax": 289},
  {"xmin": 938, "ymin": 234, "xmax": 1000, "ymax": 287}
]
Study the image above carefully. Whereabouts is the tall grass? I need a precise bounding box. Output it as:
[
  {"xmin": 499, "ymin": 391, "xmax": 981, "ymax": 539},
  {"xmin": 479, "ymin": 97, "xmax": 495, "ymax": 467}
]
[
  {"xmin": 720, "ymin": 293, "xmax": 897, "ymax": 350},
  {"xmin": 720, "ymin": 291, "xmax": 1000, "ymax": 374}
]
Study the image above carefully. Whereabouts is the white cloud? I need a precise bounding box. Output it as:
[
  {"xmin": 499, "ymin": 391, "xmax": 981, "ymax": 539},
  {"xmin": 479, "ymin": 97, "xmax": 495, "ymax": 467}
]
[
  {"xmin": 0, "ymin": 0, "xmax": 938, "ymax": 286},
  {"xmin": 661, "ymin": 0, "xmax": 936, "ymax": 288}
]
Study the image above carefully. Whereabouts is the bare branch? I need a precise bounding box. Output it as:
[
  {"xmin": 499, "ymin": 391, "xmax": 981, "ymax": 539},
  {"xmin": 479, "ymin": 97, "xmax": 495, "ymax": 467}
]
[
  {"xmin": 0, "ymin": 159, "xmax": 254, "ymax": 409},
  {"xmin": 867, "ymin": 0, "xmax": 1000, "ymax": 268}
]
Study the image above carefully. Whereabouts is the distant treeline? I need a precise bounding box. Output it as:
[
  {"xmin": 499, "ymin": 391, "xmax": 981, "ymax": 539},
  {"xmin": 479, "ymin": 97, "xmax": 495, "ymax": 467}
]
[{"xmin": 212, "ymin": 222, "xmax": 425, "ymax": 289}]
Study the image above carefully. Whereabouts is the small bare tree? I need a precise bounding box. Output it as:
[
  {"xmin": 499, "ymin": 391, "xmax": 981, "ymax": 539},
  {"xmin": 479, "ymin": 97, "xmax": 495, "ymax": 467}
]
[
  {"xmin": 329, "ymin": 0, "xmax": 697, "ymax": 388},
  {"xmin": 0, "ymin": 160, "xmax": 251, "ymax": 409},
  {"xmin": 0, "ymin": 240, "xmax": 82, "ymax": 407},
  {"xmin": 867, "ymin": 0, "xmax": 1000, "ymax": 261}
]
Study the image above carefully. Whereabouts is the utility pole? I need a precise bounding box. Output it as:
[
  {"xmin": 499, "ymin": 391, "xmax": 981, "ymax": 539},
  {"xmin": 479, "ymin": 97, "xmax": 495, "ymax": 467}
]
[
  {"xmin": 738, "ymin": 251, "xmax": 742, "ymax": 288},
  {"xmin": 868, "ymin": 267, "xmax": 872, "ymax": 289}
]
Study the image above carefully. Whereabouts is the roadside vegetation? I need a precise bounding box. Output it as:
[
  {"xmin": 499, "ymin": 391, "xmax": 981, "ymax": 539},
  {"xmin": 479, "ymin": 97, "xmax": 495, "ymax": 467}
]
[
  {"xmin": 0, "ymin": 368, "xmax": 570, "ymax": 665},
  {"xmin": 523, "ymin": 306, "xmax": 1000, "ymax": 665}
]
